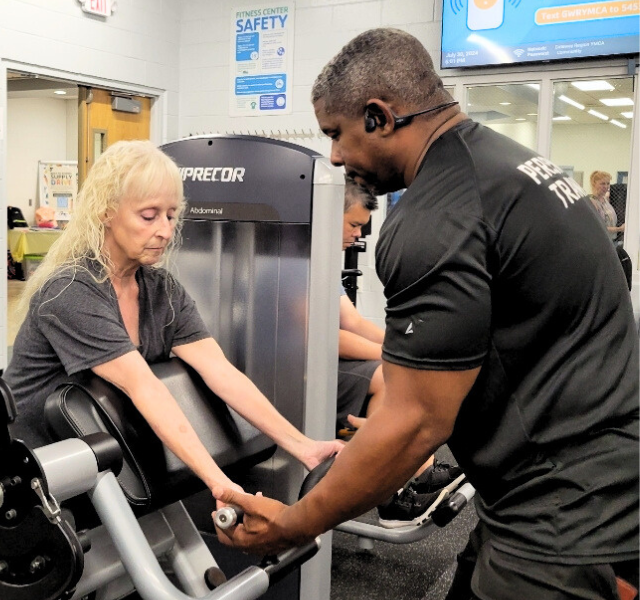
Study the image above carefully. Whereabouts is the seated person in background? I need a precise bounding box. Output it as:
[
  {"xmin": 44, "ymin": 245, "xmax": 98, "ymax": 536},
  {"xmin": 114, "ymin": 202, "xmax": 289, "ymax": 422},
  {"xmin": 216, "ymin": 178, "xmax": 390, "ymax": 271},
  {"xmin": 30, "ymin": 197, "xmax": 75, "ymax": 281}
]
[
  {"xmin": 4, "ymin": 140, "xmax": 343, "ymax": 503},
  {"xmin": 339, "ymin": 177, "xmax": 464, "ymax": 528},
  {"xmin": 589, "ymin": 170, "xmax": 624, "ymax": 242}
]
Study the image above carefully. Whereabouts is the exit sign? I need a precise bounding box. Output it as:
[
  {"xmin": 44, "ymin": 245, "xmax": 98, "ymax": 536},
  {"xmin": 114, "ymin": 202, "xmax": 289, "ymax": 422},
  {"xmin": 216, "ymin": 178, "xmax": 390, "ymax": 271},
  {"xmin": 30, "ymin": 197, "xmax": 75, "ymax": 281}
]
[{"xmin": 79, "ymin": 0, "xmax": 117, "ymax": 17}]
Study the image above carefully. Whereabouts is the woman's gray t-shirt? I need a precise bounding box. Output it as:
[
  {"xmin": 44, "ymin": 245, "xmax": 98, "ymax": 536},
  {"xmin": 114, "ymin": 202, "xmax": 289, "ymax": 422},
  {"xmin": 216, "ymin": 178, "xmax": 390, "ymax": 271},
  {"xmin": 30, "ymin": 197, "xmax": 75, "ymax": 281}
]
[{"xmin": 5, "ymin": 263, "xmax": 210, "ymax": 447}]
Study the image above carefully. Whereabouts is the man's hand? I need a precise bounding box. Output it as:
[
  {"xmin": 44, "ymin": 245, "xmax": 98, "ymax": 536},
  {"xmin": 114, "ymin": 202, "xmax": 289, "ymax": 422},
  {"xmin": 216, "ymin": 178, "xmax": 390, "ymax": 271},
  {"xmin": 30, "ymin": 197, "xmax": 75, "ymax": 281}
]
[{"xmin": 212, "ymin": 487, "xmax": 302, "ymax": 556}]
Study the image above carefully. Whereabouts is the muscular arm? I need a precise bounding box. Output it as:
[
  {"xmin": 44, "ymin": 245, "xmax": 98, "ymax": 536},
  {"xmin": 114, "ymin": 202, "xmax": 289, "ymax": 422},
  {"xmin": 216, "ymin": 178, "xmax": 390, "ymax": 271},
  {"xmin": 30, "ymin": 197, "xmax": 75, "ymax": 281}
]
[
  {"xmin": 273, "ymin": 362, "xmax": 479, "ymax": 545},
  {"xmin": 173, "ymin": 338, "xmax": 342, "ymax": 470},
  {"xmin": 92, "ymin": 351, "xmax": 236, "ymax": 492}
]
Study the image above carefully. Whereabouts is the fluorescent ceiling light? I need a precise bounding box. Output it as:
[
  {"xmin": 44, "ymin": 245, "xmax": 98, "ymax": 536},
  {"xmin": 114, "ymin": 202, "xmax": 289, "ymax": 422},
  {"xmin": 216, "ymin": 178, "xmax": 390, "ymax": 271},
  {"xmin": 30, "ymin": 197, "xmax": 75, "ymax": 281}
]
[
  {"xmin": 610, "ymin": 119, "xmax": 626, "ymax": 129},
  {"xmin": 515, "ymin": 118, "xmax": 526, "ymax": 121},
  {"xmin": 588, "ymin": 109, "xmax": 609, "ymax": 120},
  {"xmin": 527, "ymin": 83, "xmax": 540, "ymax": 90},
  {"xmin": 600, "ymin": 97, "xmax": 634, "ymax": 107},
  {"xmin": 527, "ymin": 112, "xmax": 538, "ymax": 116},
  {"xmin": 558, "ymin": 95, "xmax": 584, "ymax": 110},
  {"xmin": 499, "ymin": 102, "xmax": 511, "ymax": 105},
  {"xmin": 572, "ymin": 80, "xmax": 614, "ymax": 91},
  {"xmin": 553, "ymin": 116, "xmax": 571, "ymax": 121},
  {"xmin": 621, "ymin": 111, "xmax": 634, "ymax": 118},
  {"xmin": 54, "ymin": 90, "xmax": 67, "ymax": 95}
]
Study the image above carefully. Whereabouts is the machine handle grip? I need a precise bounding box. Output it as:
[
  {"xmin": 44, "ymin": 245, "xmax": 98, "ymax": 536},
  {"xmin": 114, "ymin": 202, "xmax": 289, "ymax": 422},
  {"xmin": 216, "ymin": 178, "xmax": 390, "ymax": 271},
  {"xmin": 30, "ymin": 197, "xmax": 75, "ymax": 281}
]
[
  {"xmin": 261, "ymin": 539, "xmax": 321, "ymax": 586},
  {"xmin": 214, "ymin": 505, "xmax": 244, "ymax": 530},
  {"xmin": 341, "ymin": 269, "xmax": 363, "ymax": 278}
]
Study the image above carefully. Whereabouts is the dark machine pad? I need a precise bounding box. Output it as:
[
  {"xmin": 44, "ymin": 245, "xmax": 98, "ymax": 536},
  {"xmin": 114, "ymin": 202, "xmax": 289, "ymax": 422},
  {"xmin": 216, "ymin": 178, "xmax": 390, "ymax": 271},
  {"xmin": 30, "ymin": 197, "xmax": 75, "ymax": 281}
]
[{"xmin": 44, "ymin": 357, "xmax": 276, "ymax": 509}]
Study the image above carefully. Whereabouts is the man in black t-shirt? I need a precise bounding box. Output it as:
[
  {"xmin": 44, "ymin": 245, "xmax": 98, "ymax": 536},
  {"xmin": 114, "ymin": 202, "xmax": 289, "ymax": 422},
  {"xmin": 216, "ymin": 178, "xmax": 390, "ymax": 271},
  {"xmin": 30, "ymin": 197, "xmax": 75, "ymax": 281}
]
[{"xmin": 213, "ymin": 29, "xmax": 639, "ymax": 599}]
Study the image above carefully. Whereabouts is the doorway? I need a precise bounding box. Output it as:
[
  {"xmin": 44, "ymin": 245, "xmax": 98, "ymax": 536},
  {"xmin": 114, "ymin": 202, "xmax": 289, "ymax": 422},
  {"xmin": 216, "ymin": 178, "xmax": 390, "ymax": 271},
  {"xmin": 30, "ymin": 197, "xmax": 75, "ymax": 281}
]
[
  {"xmin": 78, "ymin": 86, "xmax": 151, "ymax": 186},
  {"xmin": 5, "ymin": 71, "xmax": 153, "ymax": 356}
]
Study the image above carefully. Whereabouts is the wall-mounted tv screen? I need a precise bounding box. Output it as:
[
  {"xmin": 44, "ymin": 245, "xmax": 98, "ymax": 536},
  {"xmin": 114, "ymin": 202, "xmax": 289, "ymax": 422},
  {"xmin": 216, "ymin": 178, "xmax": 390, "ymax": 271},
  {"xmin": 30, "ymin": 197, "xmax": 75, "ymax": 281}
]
[{"xmin": 441, "ymin": 0, "xmax": 640, "ymax": 69}]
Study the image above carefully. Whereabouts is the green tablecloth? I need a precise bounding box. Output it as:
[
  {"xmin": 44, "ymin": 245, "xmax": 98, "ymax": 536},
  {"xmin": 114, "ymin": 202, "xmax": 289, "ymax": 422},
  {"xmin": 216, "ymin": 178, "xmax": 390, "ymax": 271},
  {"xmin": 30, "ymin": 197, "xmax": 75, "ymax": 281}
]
[{"xmin": 8, "ymin": 229, "xmax": 63, "ymax": 263}]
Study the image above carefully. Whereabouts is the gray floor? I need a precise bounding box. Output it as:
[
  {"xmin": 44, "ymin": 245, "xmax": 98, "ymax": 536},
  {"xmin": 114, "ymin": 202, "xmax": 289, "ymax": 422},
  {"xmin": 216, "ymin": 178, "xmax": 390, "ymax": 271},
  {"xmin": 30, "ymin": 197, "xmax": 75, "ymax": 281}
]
[{"xmin": 329, "ymin": 446, "xmax": 477, "ymax": 600}]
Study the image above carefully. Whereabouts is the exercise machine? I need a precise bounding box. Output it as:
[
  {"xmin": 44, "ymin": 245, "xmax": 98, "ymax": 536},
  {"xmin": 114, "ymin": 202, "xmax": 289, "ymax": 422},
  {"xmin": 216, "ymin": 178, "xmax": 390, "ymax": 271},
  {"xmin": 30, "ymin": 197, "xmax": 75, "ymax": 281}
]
[{"xmin": 0, "ymin": 364, "xmax": 322, "ymax": 600}]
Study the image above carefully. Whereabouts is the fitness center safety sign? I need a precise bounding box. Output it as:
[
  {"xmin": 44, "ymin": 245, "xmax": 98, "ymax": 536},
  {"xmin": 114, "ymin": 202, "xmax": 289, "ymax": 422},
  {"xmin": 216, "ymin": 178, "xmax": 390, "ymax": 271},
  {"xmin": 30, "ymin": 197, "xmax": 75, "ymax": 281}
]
[{"xmin": 230, "ymin": 2, "xmax": 295, "ymax": 116}]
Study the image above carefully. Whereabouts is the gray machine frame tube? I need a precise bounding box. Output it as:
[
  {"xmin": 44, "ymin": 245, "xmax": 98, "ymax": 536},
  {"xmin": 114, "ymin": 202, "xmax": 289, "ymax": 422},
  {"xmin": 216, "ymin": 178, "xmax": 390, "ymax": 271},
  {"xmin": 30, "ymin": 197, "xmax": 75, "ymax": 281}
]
[
  {"xmin": 301, "ymin": 158, "xmax": 344, "ymax": 600},
  {"xmin": 88, "ymin": 471, "xmax": 269, "ymax": 600},
  {"xmin": 335, "ymin": 483, "xmax": 476, "ymax": 543},
  {"xmin": 34, "ymin": 439, "xmax": 99, "ymax": 502}
]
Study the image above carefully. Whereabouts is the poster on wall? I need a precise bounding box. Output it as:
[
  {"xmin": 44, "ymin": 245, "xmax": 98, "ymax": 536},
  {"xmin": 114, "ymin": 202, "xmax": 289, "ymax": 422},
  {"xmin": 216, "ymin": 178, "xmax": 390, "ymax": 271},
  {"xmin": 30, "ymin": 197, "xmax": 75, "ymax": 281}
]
[
  {"xmin": 38, "ymin": 161, "xmax": 78, "ymax": 223},
  {"xmin": 230, "ymin": 2, "xmax": 295, "ymax": 116}
]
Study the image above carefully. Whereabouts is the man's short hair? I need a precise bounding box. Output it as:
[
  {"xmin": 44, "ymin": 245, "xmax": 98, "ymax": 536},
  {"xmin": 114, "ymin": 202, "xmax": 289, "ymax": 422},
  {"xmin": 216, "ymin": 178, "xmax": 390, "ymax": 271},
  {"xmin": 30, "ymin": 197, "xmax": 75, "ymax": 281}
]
[
  {"xmin": 312, "ymin": 28, "xmax": 450, "ymax": 118},
  {"xmin": 344, "ymin": 176, "xmax": 378, "ymax": 213}
]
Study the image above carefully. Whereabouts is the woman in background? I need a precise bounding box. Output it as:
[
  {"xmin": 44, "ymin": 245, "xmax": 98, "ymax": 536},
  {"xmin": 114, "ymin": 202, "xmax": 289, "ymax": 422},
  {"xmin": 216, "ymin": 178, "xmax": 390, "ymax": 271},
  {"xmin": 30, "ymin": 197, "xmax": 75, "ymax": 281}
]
[{"xmin": 589, "ymin": 170, "xmax": 624, "ymax": 242}]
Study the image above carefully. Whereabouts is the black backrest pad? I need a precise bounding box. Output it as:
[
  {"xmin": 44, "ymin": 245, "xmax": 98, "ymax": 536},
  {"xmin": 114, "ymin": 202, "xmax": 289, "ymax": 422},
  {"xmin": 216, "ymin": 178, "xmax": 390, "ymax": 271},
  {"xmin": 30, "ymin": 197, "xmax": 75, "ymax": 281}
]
[{"xmin": 44, "ymin": 358, "xmax": 276, "ymax": 508}]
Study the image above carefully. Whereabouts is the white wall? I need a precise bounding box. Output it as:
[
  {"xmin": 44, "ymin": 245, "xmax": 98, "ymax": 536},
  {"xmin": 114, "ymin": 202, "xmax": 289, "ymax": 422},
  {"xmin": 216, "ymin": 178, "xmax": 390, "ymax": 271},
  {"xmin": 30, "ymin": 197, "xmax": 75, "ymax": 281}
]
[
  {"xmin": 7, "ymin": 97, "xmax": 74, "ymax": 224},
  {"xmin": 178, "ymin": 0, "xmax": 441, "ymax": 148}
]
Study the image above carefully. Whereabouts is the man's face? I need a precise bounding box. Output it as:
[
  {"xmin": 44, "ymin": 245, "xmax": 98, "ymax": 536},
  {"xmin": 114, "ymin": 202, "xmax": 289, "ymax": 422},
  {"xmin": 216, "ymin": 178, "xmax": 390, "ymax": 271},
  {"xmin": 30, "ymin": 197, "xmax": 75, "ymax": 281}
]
[
  {"xmin": 343, "ymin": 204, "xmax": 371, "ymax": 250},
  {"xmin": 315, "ymin": 100, "xmax": 406, "ymax": 196}
]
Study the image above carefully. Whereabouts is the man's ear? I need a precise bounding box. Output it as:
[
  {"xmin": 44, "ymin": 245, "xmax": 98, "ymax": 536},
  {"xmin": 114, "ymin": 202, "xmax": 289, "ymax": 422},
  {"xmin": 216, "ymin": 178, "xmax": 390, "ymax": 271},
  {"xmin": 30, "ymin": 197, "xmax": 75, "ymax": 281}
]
[{"xmin": 364, "ymin": 99, "xmax": 396, "ymax": 135}]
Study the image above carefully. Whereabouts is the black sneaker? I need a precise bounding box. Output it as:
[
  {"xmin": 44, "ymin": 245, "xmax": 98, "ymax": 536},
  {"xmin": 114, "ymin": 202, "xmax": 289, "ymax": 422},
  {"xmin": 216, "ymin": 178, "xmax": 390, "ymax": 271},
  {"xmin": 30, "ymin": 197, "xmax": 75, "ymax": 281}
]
[
  {"xmin": 377, "ymin": 487, "xmax": 444, "ymax": 529},
  {"xmin": 407, "ymin": 459, "xmax": 465, "ymax": 495}
]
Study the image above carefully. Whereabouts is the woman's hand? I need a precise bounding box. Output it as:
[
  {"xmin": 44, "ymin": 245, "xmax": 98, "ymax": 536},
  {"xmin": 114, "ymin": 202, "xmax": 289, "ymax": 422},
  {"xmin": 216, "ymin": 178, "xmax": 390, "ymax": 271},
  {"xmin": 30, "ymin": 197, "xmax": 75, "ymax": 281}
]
[
  {"xmin": 212, "ymin": 478, "xmax": 245, "ymax": 510},
  {"xmin": 297, "ymin": 439, "xmax": 345, "ymax": 471}
]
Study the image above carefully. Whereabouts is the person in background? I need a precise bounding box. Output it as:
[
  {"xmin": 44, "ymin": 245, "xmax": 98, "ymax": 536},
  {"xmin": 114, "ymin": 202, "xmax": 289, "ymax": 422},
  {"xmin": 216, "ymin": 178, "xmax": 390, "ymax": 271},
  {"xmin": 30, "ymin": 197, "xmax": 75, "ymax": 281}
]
[
  {"xmin": 339, "ymin": 176, "xmax": 463, "ymax": 528},
  {"xmin": 213, "ymin": 28, "xmax": 638, "ymax": 600},
  {"xmin": 4, "ymin": 140, "xmax": 343, "ymax": 503},
  {"xmin": 589, "ymin": 170, "xmax": 624, "ymax": 242}
]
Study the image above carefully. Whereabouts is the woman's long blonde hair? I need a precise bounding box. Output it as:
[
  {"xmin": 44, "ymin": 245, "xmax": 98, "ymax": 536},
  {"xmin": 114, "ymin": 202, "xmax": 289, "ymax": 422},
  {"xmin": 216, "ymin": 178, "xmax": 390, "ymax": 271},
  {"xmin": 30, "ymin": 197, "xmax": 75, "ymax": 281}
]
[{"xmin": 18, "ymin": 140, "xmax": 185, "ymax": 319}]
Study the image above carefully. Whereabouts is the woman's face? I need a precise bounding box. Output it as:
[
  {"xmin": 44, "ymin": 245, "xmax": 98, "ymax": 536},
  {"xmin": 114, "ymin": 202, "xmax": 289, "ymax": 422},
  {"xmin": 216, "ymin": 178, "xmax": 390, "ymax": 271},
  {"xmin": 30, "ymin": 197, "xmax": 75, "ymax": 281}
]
[
  {"xmin": 593, "ymin": 178, "xmax": 611, "ymax": 199},
  {"xmin": 103, "ymin": 183, "xmax": 179, "ymax": 271}
]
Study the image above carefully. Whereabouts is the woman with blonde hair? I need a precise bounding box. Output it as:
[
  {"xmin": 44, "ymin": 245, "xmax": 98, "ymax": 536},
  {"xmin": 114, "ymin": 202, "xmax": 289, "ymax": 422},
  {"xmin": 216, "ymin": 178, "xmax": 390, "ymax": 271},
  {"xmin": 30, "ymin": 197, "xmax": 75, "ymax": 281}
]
[
  {"xmin": 5, "ymin": 139, "xmax": 342, "ymax": 499},
  {"xmin": 589, "ymin": 170, "xmax": 624, "ymax": 242}
]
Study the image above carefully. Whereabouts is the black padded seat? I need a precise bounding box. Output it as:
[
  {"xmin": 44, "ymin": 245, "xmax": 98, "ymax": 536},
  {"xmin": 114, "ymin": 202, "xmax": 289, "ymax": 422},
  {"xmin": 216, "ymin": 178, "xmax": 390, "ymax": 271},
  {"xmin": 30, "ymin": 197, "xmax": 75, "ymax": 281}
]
[{"xmin": 44, "ymin": 357, "xmax": 276, "ymax": 511}]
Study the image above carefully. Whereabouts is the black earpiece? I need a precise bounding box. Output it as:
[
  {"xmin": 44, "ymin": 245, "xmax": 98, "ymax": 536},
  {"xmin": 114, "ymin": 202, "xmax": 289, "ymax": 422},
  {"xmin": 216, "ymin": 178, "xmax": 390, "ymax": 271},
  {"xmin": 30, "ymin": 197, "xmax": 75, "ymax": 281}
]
[
  {"xmin": 363, "ymin": 101, "xmax": 460, "ymax": 133},
  {"xmin": 364, "ymin": 105, "xmax": 386, "ymax": 133},
  {"xmin": 364, "ymin": 113, "xmax": 377, "ymax": 133}
]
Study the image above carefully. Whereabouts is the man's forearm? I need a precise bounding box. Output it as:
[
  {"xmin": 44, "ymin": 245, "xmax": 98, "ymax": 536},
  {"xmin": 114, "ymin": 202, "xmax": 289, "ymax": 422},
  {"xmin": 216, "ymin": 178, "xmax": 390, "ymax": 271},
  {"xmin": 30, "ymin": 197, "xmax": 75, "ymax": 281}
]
[
  {"xmin": 339, "ymin": 329, "xmax": 382, "ymax": 360},
  {"xmin": 277, "ymin": 404, "xmax": 440, "ymax": 540}
]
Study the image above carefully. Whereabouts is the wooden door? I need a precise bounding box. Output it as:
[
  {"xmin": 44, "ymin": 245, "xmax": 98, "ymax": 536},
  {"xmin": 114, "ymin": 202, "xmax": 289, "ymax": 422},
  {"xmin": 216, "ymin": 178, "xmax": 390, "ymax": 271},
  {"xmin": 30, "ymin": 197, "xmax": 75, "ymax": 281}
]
[{"xmin": 78, "ymin": 87, "xmax": 151, "ymax": 187}]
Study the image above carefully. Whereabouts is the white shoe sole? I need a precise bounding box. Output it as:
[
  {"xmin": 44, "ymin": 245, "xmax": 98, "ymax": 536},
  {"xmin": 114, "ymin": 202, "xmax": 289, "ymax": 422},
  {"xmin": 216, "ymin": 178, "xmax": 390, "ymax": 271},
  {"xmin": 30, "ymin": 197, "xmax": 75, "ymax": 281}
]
[{"xmin": 377, "ymin": 474, "xmax": 467, "ymax": 529}]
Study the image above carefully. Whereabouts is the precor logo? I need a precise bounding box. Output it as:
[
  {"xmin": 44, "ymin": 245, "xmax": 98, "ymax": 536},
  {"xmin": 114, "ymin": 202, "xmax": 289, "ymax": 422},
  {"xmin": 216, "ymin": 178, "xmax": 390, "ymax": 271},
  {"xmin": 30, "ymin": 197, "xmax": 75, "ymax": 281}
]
[{"xmin": 179, "ymin": 167, "xmax": 245, "ymax": 182}]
